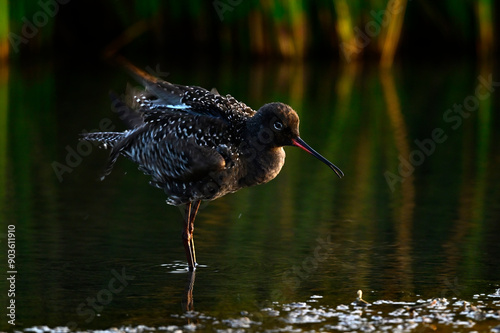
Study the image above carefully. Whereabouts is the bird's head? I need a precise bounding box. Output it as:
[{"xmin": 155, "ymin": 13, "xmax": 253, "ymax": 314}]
[{"xmin": 250, "ymin": 102, "xmax": 344, "ymax": 178}]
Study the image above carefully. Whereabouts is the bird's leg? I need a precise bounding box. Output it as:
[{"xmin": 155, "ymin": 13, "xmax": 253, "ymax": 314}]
[
  {"xmin": 182, "ymin": 202, "xmax": 196, "ymax": 271},
  {"xmin": 182, "ymin": 200, "xmax": 201, "ymax": 271},
  {"xmin": 188, "ymin": 200, "xmax": 201, "ymax": 266}
]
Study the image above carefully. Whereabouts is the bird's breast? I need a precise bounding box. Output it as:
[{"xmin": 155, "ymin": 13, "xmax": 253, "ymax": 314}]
[{"xmin": 238, "ymin": 147, "xmax": 286, "ymax": 187}]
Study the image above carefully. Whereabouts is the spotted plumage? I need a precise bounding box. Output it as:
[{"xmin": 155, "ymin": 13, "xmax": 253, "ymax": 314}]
[{"xmin": 81, "ymin": 60, "xmax": 343, "ymax": 270}]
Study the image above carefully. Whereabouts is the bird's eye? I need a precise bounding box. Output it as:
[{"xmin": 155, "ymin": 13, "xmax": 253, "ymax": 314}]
[{"xmin": 273, "ymin": 121, "xmax": 284, "ymax": 131}]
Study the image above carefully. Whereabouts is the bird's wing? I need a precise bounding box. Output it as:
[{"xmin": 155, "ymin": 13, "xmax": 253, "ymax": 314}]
[
  {"xmin": 118, "ymin": 57, "xmax": 256, "ymax": 120},
  {"xmin": 101, "ymin": 119, "xmax": 227, "ymax": 185},
  {"xmin": 132, "ymin": 78, "xmax": 256, "ymax": 120}
]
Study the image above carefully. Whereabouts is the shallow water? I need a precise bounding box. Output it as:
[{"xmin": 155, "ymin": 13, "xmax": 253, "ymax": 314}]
[{"xmin": 1, "ymin": 58, "xmax": 499, "ymax": 332}]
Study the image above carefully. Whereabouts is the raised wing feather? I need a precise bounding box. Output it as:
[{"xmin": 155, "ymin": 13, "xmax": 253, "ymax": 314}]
[{"xmin": 117, "ymin": 57, "xmax": 256, "ymax": 121}]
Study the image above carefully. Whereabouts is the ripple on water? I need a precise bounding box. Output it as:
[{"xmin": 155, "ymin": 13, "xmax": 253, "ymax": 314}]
[
  {"xmin": 160, "ymin": 261, "xmax": 208, "ymax": 273},
  {"xmin": 20, "ymin": 291, "xmax": 500, "ymax": 332}
]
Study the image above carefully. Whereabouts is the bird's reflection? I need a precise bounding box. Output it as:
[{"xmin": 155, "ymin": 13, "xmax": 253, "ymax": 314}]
[{"xmin": 182, "ymin": 271, "xmax": 195, "ymax": 312}]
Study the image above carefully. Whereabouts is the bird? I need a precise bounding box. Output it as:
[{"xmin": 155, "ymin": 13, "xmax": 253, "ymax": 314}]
[{"xmin": 81, "ymin": 59, "xmax": 344, "ymax": 271}]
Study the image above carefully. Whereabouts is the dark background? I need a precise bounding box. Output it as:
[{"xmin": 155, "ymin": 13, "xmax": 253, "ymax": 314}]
[{"xmin": 1, "ymin": 1, "xmax": 500, "ymax": 332}]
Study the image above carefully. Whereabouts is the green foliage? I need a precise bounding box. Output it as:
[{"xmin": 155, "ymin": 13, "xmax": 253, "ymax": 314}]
[{"xmin": 1, "ymin": 1, "xmax": 496, "ymax": 62}]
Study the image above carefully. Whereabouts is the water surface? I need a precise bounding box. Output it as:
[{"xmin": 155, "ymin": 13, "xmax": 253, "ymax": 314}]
[{"xmin": 0, "ymin": 58, "xmax": 499, "ymax": 332}]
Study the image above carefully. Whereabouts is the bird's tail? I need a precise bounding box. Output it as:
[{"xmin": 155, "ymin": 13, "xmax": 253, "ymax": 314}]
[
  {"xmin": 80, "ymin": 132, "xmax": 125, "ymax": 148},
  {"xmin": 80, "ymin": 131, "xmax": 127, "ymax": 180}
]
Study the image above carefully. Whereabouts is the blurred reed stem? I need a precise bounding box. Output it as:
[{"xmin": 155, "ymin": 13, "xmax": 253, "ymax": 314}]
[
  {"xmin": 476, "ymin": 0, "xmax": 494, "ymax": 59},
  {"xmin": 380, "ymin": 0, "xmax": 407, "ymax": 68},
  {"xmin": 0, "ymin": 64, "xmax": 7, "ymax": 210},
  {"xmin": 2, "ymin": 0, "xmax": 497, "ymax": 65},
  {"xmin": 0, "ymin": 0, "xmax": 8, "ymax": 61},
  {"xmin": 333, "ymin": 0, "xmax": 359, "ymax": 62}
]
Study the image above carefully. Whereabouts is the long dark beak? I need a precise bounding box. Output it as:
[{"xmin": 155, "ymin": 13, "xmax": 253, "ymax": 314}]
[{"xmin": 292, "ymin": 137, "xmax": 344, "ymax": 178}]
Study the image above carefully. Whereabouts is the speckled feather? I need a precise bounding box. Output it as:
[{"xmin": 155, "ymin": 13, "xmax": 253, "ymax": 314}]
[
  {"xmin": 82, "ymin": 80, "xmax": 268, "ymax": 205},
  {"xmin": 81, "ymin": 69, "xmax": 342, "ymax": 206},
  {"xmin": 128, "ymin": 80, "xmax": 255, "ymax": 125},
  {"xmin": 106, "ymin": 112, "xmax": 247, "ymax": 205}
]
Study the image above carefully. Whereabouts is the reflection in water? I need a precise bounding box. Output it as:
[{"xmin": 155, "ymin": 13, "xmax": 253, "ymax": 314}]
[
  {"xmin": 380, "ymin": 69, "xmax": 415, "ymax": 297},
  {"xmin": 444, "ymin": 61, "xmax": 495, "ymax": 286},
  {"xmin": 0, "ymin": 63, "xmax": 7, "ymax": 219},
  {"xmin": 183, "ymin": 271, "xmax": 195, "ymax": 312},
  {"xmin": 1, "ymin": 59, "xmax": 499, "ymax": 331}
]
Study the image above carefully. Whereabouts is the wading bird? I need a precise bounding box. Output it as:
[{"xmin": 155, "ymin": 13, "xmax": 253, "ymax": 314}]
[{"xmin": 82, "ymin": 61, "xmax": 343, "ymax": 271}]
